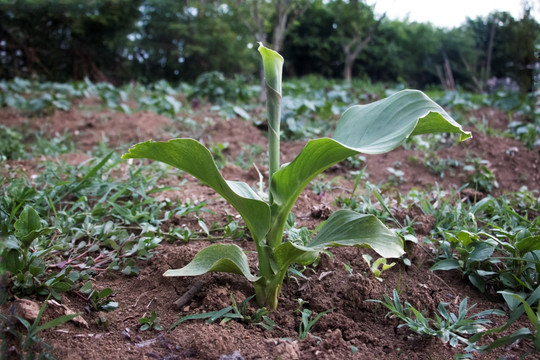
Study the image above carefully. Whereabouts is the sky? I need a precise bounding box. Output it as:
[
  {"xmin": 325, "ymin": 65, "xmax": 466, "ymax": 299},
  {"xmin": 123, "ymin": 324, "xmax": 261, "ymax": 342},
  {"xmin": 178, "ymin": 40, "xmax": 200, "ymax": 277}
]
[{"xmin": 367, "ymin": 0, "xmax": 540, "ymax": 28}]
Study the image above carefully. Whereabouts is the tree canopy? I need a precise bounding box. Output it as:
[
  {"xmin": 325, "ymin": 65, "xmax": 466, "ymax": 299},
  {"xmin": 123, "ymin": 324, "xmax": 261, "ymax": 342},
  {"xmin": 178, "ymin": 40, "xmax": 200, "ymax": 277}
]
[{"xmin": 0, "ymin": 0, "xmax": 537, "ymax": 92}]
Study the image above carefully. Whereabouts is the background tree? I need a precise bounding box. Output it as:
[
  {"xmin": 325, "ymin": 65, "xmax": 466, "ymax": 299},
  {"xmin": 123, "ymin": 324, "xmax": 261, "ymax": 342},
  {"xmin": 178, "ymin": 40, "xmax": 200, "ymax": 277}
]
[
  {"xmin": 502, "ymin": 7, "xmax": 540, "ymax": 92},
  {"xmin": 0, "ymin": 0, "xmax": 537, "ymax": 92},
  {"xmin": 129, "ymin": 0, "xmax": 256, "ymax": 82},
  {"xmin": 327, "ymin": 0, "xmax": 384, "ymax": 83},
  {"xmin": 0, "ymin": 0, "xmax": 142, "ymax": 82},
  {"xmin": 283, "ymin": 0, "xmax": 338, "ymax": 77}
]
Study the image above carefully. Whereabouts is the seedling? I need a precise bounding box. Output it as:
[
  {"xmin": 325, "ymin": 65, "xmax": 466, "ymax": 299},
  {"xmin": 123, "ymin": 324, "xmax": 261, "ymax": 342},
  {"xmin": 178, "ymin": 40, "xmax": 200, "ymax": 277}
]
[
  {"xmin": 1, "ymin": 206, "xmax": 63, "ymax": 295},
  {"xmin": 297, "ymin": 308, "xmax": 332, "ymax": 341},
  {"xmin": 370, "ymin": 290, "xmax": 504, "ymax": 348},
  {"xmin": 362, "ymin": 254, "xmax": 396, "ymax": 282},
  {"xmin": 496, "ymin": 291, "xmax": 540, "ymax": 350},
  {"xmin": 430, "ymin": 230, "xmax": 497, "ymax": 292},
  {"xmin": 431, "ymin": 227, "xmax": 540, "ymax": 296},
  {"xmin": 122, "ymin": 44, "xmax": 471, "ymax": 309},
  {"xmin": 139, "ymin": 311, "xmax": 163, "ymax": 331},
  {"xmin": 169, "ymin": 294, "xmax": 275, "ymax": 332},
  {"xmin": 463, "ymin": 158, "xmax": 498, "ymax": 193},
  {"xmin": 79, "ymin": 281, "xmax": 118, "ymax": 312},
  {"xmin": 0, "ymin": 294, "xmax": 80, "ymax": 358},
  {"xmin": 472, "ymin": 287, "xmax": 540, "ymax": 352}
]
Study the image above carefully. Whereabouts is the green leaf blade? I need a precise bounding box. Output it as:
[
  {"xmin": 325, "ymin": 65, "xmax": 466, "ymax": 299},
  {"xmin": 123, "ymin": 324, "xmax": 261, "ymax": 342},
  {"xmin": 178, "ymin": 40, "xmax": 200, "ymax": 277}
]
[
  {"xmin": 268, "ymin": 90, "xmax": 470, "ymax": 249},
  {"xmin": 121, "ymin": 139, "xmax": 270, "ymax": 243},
  {"xmin": 163, "ymin": 244, "xmax": 260, "ymax": 282},
  {"xmin": 430, "ymin": 259, "xmax": 461, "ymax": 271},
  {"xmin": 306, "ymin": 210, "xmax": 404, "ymax": 258},
  {"xmin": 274, "ymin": 210, "xmax": 404, "ymax": 273},
  {"xmin": 333, "ymin": 90, "xmax": 471, "ymax": 154}
]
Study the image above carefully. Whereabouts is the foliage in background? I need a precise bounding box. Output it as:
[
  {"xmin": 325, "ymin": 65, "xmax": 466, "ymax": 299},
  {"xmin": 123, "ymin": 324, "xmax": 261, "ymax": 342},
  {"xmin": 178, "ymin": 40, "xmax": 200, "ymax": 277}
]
[
  {"xmin": 0, "ymin": 0, "xmax": 537, "ymax": 92},
  {"xmin": 0, "ymin": 152, "xmax": 194, "ymax": 300}
]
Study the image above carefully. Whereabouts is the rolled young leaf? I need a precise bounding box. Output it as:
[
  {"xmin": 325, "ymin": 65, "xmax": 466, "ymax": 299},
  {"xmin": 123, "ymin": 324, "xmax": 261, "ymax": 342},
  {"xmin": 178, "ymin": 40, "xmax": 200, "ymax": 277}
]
[{"xmin": 258, "ymin": 43, "xmax": 283, "ymax": 195}]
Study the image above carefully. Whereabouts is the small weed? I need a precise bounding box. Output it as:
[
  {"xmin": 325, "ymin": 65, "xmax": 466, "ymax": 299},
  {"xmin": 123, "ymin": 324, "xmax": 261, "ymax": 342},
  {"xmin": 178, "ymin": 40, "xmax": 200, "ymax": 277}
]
[
  {"xmin": 362, "ymin": 254, "xmax": 396, "ymax": 282},
  {"xmin": 79, "ymin": 282, "xmax": 118, "ymax": 312},
  {"xmin": 424, "ymin": 155, "xmax": 461, "ymax": 178},
  {"xmin": 386, "ymin": 167, "xmax": 406, "ymax": 186},
  {"xmin": 0, "ymin": 125, "xmax": 25, "ymax": 160},
  {"xmin": 472, "ymin": 287, "xmax": 540, "ymax": 352},
  {"xmin": 138, "ymin": 311, "xmax": 163, "ymax": 331},
  {"xmin": 344, "ymin": 154, "xmax": 366, "ymax": 169},
  {"xmin": 169, "ymin": 294, "xmax": 275, "ymax": 332},
  {"xmin": 296, "ymin": 307, "xmax": 332, "ymax": 341},
  {"xmin": 208, "ymin": 142, "xmax": 229, "ymax": 169},
  {"xmin": 369, "ymin": 290, "xmax": 504, "ymax": 349},
  {"xmin": 463, "ymin": 159, "xmax": 498, "ymax": 193},
  {"xmin": 0, "ymin": 294, "xmax": 80, "ymax": 359}
]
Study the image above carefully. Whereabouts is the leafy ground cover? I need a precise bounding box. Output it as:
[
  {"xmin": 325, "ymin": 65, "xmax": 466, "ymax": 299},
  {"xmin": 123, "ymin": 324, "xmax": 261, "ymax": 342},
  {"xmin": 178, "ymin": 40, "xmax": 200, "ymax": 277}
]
[{"xmin": 0, "ymin": 77, "xmax": 539, "ymax": 359}]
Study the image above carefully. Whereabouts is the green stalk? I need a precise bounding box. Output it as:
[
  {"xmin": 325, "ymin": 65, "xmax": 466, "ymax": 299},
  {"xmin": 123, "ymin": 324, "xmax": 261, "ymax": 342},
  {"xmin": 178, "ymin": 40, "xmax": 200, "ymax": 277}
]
[
  {"xmin": 257, "ymin": 44, "xmax": 285, "ymax": 309},
  {"xmin": 254, "ymin": 267, "xmax": 289, "ymax": 310},
  {"xmin": 258, "ymin": 43, "xmax": 283, "ymax": 202}
]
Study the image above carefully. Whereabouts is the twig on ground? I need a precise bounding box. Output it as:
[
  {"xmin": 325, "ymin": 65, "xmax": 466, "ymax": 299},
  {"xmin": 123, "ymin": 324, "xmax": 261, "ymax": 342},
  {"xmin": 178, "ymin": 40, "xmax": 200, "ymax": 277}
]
[{"xmin": 174, "ymin": 281, "xmax": 204, "ymax": 309}]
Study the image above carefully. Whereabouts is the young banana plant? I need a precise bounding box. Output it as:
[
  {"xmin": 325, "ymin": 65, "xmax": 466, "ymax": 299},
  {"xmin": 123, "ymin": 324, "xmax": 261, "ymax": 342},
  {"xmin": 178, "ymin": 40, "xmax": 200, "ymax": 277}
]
[{"xmin": 122, "ymin": 43, "xmax": 471, "ymax": 309}]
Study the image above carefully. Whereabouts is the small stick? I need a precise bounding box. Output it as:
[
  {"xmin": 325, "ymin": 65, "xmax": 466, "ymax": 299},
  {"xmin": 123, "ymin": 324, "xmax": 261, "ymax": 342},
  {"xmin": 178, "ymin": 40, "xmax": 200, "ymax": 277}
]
[{"xmin": 173, "ymin": 281, "xmax": 204, "ymax": 309}]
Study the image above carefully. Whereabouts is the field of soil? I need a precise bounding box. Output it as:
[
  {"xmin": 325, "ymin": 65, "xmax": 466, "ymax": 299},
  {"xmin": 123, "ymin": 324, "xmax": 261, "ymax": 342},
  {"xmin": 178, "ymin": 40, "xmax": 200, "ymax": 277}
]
[{"xmin": 1, "ymin": 98, "xmax": 539, "ymax": 360}]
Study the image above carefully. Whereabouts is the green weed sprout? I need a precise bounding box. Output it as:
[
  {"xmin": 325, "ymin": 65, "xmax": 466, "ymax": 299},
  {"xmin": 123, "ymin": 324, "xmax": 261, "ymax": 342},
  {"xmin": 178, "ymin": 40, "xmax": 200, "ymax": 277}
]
[
  {"xmin": 297, "ymin": 308, "xmax": 332, "ymax": 341},
  {"xmin": 122, "ymin": 43, "xmax": 471, "ymax": 309},
  {"xmin": 362, "ymin": 254, "xmax": 396, "ymax": 282},
  {"xmin": 473, "ymin": 287, "xmax": 540, "ymax": 352},
  {"xmin": 139, "ymin": 311, "xmax": 163, "ymax": 331},
  {"xmin": 0, "ymin": 294, "xmax": 80, "ymax": 358},
  {"xmin": 370, "ymin": 290, "xmax": 504, "ymax": 348}
]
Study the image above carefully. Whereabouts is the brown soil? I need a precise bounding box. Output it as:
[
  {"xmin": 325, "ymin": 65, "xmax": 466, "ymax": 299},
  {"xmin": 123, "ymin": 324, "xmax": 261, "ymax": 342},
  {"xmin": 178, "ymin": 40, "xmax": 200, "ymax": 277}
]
[{"xmin": 1, "ymin": 101, "xmax": 539, "ymax": 359}]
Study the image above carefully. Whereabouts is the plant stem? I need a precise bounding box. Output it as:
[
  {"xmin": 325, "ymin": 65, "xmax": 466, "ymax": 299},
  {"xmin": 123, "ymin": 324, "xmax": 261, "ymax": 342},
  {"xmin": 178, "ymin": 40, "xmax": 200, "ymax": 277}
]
[
  {"xmin": 254, "ymin": 271, "xmax": 287, "ymax": 310},
  {"xmin": 258, "ymin": 43, "xmax": 283, "ymax": 203}
]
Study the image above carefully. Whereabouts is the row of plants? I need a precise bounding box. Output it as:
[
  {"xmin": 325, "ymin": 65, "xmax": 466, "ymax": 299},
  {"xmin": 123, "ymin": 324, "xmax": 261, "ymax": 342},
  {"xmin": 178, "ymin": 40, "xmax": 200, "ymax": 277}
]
[{"xmin": 1, "ymin": 71, "xmax": 538, "ymax": 147}]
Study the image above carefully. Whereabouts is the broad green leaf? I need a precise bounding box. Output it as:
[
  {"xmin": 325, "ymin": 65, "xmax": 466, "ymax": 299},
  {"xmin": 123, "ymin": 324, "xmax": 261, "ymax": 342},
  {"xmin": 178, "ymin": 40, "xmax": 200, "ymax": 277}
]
[
  {"xmin": 2, "ymin": 249, "xmax": 23, "ymax": 273},
  {"xmin": 268, "ymin": 90, "xmax": 470, "ymax": 248},
  {"xmin": 307, "ymin": 210, "xmax": 404, "ymax": 257},
  {"xmin": 430, "ymin": 259, "xmax": 461, "ymax": 271},
  {"xmin": 516, "ymin": 235, "xmax": 540, "ymax": 254},
  {"xmin": 163, "ymin": 244, "xmax": 259, "ymax": 282},
  {"xmin": 274, "ymin": 210, "xmax": 404, "ymax": 272},
  {"xmin": 468, "ymin": 242, "xmax": 495, "ymax": 262},
  {"xmin": 14, "ymin": 206, "xmax": 53, "ymax": 247},
  {"xmin": 122, "ymin": 139, "xmax": 270, "ymax": 243},
  {"xmin": 333, "ymin": 90, "xmax": 471, "ymax": 154},
  {"xmin": 14, "ymin": 206, "xmax": 42, "ymax": 238},
  {"xmin": 468, "ymin": 273, "xmax": 486, "ymax": 292}
]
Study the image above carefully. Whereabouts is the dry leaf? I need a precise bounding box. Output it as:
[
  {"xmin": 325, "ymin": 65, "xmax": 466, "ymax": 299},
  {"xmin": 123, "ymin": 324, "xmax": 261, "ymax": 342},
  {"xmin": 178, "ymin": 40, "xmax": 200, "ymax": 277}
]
[
  {"xmin": 48, "ymin": 299, "xmax": 89, "ymax": 328},
  {"xmin": 13, "ymin": 298, "xmax": 40, "ymax": 321}
]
